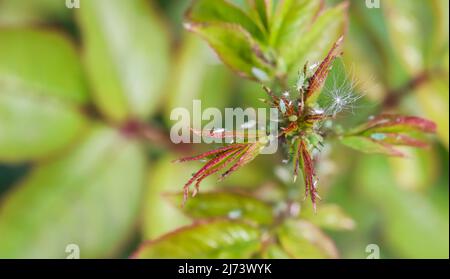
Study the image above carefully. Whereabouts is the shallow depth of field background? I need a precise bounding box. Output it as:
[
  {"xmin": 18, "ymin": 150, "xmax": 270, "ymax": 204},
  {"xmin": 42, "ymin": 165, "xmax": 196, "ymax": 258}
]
[{"xmin": 0, "ymin": 0, "xmax": 448, "ymax": 258}]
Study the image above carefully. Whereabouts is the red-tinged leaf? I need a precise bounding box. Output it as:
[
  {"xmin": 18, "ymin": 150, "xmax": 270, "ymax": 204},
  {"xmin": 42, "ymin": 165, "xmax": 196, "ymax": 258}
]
[
  {"xmin": 262, "ymin": 85, "xmax": 281, "ymax": 107},
  {"xmin": 340, "ymin": 136, "xmax": 405, "ymax": 157},
  {"xmin": 380, "ymin": 133, "xmax": 429, "ymax": 148},
  {"xmin": 181, "ymin": 146, "xmax": 245, "ymax": 203},
  {"xmin": 292, "ymin": 138, "xmax": 301, "ymax": 183},
  {"xmin": 192, "ymin": 148, "xmax": 244, "ymax": 195},
  {"xmin": 298, "ymin": 139, "xmax": 320, "ymax": 212},
  {"xmin": 305, "ymin": 36, "xmax": 344, "ymax": 101},
  {"xmin": 352, "ymin": 114, "xmax": 436, "ymax": 135},
  {"xmin": 174, "ymin": 144, "xmax": 244, "ymax": 163},
  {"xmin": 220, "ymin": 142, "xmax": 261, "ymax": 180},
  {"xmin": 177, "ymin": 141, "xmax": 265, "ymax": 205}
]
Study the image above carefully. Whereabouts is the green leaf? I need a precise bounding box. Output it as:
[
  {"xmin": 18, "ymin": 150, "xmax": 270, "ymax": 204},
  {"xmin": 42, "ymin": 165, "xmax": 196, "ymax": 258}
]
[
  {"xmin": 269, "ymin": 0, "xmax": 322, "ymax": 48},
  {"xmin": 354, "ymin": 115, "xmax": 436, "ymax": 135},
  {"xmin": 0, "ymin": 29, "xmax": 88, "ymax": 104},
  {"xmin": 0, "ymin": 126, "xmax": 146, "ymax": 258},
  {"xmin": 77, "ymin": 0, "xmax": 170, "ymax": 122},
  {"xmin": 166, "ymin": 191, "xmax": 274, "ymax": 225},
  {"xmin": 186, "ymin": 22, "xmax": 271, "ymax": 81},
  {"xmin": 277, "ymin": 219, "xmax": 339, "ymax": 258},
  {"xmin": 0, "ymin": 81, "xmax": 87, "ymax": 162},
  {"xmin": 133, "ymin": 219, "xmax": 262, "ymax": 259},
  {"xmin": 340, "ymin": 136, "xmax": 403, "ymax": 157},
  {"xmin": 0, "ymin": 29, "xmax": 89, "ymax": 162},
  {"xmin": 187, "ymin": 0, "xmax": 265, "ymax": 41},
  {"xmin": 246, "ymin": 0, "xmax": 272, "ymax": 31},
  {"xmin": 282, "ymin": 2, "xmax": 348, "ymax": 73},
  {"xmin": 300, "ymin": 202, "xmax": 356, "ymax": 231}
]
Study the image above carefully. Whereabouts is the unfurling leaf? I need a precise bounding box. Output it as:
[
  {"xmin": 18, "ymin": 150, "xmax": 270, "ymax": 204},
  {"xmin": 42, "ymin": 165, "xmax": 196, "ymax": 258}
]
[
  {"xmin": 305, "ymin": 36, "xmax": 344, "ymax": 101},
  {"xmin": 247, "ymin": 0, "xmax": 272, "ymax": 31},
  {"xmin": 341, "ymin": 114, "xmax": 436, "ymax": 156},
  {"xmin": 185, "ymin": 22, "xmax": 271, "ymax": 80},
  {"xmin": 176, "ymin": 138, "xmax": 266, "ymax": 205},
  {"xmin": 282, "ymin": 1, "xmax": 348, "ymax": 73},
  {"xmin": 351, "ymin": 114, "xmax": 436, "ymax": 135},
  {"xmin": 340, "ymin": 136, "xmax": 406, "ymax": 157},
  {"xmin": 187, "ymin": 0, "xmax": 265, "ymax": 41}
]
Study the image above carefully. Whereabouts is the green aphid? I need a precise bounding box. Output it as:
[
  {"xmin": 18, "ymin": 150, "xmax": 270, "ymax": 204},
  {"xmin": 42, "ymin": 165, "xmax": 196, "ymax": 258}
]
[
  {"xmin": 370, "ymin": 133, "xmax": 386, "ymax": 141},
  {"xmin": 279, "ymin": 100, "xmax": 287, "ymax": 114},
  {"xmin": 307, "ymin": 133, "xmax": 324, "ymax": 150},
  {"xmin": 296, "ymin": 73, "xmax": 306, "ymax": 91}
]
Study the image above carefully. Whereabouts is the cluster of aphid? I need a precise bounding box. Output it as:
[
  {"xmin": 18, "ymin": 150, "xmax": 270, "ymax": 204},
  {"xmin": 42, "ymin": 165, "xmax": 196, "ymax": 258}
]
[
  {"xmin": 175, "ymin": 36, "xmax": 435, "ymax": 212},
  {"xmin": 176, "ymin": 38, "xmax": 346, "ymax": 211}
]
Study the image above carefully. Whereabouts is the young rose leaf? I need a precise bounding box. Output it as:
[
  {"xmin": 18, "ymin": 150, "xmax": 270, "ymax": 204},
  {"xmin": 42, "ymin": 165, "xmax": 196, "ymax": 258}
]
[
  {"xmin": 300, "ymin": 203, "xmax": 356, "ymax": 231},
  {"xmin": 340, "ymin": 136, "xmax": 405, "ymax": 157},
  {"xmin": 176, "ymin": 140, "xmax": 266, "ymax": 204},
  {"xmin": 297, "ymin": 139, "xmax": 320, "ymax": 211},
  {"xmin": 281, "ymin": 1, "xmax": 348, "ymax": 73},
  {"xmin": 187, "ymin": 0, "xmax": 265, "ymax": 41},
  {"xmin": 185, "ymin": 22, "xmax": 271, "ymax": 81},
  {"xmin": 277, "ymin": 220, "xmax": 339, "ymax": 259},
  {"xmin": 342, "ymin": 115, "xmax": 436, "ymax": 156},
  {"xmin": 165, "ymin": 191, "xmax": 273, "ymax": 225},
  {"xmin": 305, "ymin": 36, "xmax": 344, "ymax": 101},
  {"xmin": 132, "ymin": 219, "xmax": 261, "ymax": 259},
  {"xmin": 352, "ymin": 114, "xmax": 436, "ymax": 135},
  {"xmin": 269, "ymin": 0, "xmax": 323, "ymax": 48},
  {"xmin": 246, "ymin": 0, "xmax": 272, "ymax": 31},
  {"xmin": 376, "ymin": 133, "xmax": 429, "ymax": 148}
]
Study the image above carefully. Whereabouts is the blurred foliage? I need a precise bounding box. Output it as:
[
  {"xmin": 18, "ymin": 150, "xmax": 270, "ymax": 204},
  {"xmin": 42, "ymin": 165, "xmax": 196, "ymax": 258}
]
[{"xmin": 0, "ymin": 0, "xmax": 448, "ymax": 259}]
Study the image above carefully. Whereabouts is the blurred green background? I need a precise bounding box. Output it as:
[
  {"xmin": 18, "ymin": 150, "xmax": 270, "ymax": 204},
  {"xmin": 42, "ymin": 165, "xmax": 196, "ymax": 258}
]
[{"xmin": 0, "ymin": 0, "xmax": 448, "ymax": 258}]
